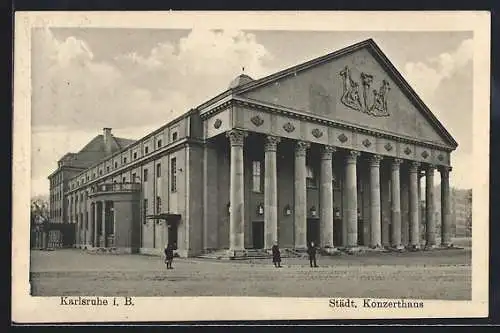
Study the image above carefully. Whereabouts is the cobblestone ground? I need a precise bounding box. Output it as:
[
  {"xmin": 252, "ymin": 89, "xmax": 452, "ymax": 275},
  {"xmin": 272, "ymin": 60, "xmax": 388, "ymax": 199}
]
[{"xmin": 30, "ymin": 248, "xmax": 471, "ymax": 300}]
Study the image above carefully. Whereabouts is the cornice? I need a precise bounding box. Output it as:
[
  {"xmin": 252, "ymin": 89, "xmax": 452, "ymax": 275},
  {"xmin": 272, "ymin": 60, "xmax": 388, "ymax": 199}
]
[
  {"xmin": 227, "ymin": 97, "xmax": 454, "ymax": 152},
  {"xmin": 65, "ymin": 138, "xmax": 200, "ymax": 195}
]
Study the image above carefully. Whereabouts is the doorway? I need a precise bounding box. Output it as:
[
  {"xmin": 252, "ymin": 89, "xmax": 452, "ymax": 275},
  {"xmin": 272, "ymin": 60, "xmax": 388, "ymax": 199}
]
[
  {"xmin": 307, "ymin": 218, "xmax": 320, "ymax": 246},
  {"xmin": 167, "ymin": 223, "xmax": 178, "ymax": 248},
  {"xmin": 252, "ymin": 221, "xmax": 264, "ymax": 249}
]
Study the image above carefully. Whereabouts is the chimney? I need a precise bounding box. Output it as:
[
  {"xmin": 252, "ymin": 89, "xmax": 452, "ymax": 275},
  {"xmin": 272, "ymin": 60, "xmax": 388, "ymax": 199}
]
[{"xmin": 103, "ymin": 128, "xmax": 113, "ymax": 154}]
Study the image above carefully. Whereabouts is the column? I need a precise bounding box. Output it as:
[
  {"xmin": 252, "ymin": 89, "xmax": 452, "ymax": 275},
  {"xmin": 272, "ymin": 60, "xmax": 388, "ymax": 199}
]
[
  {"xmin": 320, "ymin": 145, "xmax": 336, "ymax": 249},
  {"xmin": 401, "ymin": 166, "xmax": 410, "ymax": 247},
  {"xmin": 294, "ymin": 141, "xmax": 310, "ymax": 249},
  {"xmin": 345, "ymin": 150, "xmax": 360, "ymax": 247},
  {"xmin": 102, "ymin": 201, "xmax": 107, "ymax": 247},
  {"xmin": 264, "ymin": 135, "xmax": 280, "ymax": 249},
  {"xmin": 93, "ymin": 201, "xmax": 99, "ymax": 247},
  {"xmin": 440, "ymin": 166, "xmax": 453, "ymax": 247},
  {"xmin": 391, "ymin": 158, "xmax": 402, "ymax": 248},
  {"xmin": 369, "ymin": 154, "xmax": 382, "ymax": 248},
  {"xmin": 425, "ymin": 165, "xmax": 436, "ymax": 247},
  {"xmin": 418, "ymin": 171, "xmax": 423, "ymax": 245},
  {"xmin": 227, "ymin": 129, "xmax": 247, "ymax": 253},
  {"xmin": 87, "ymin": 202, "xmax": 93, "ymax": 247},
  {"xmin": 409, "ymin": 161, "xmax": 421, "ymax": 248}
]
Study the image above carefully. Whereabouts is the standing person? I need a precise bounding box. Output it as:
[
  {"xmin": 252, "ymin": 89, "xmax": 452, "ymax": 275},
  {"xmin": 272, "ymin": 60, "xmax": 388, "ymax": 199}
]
[
  {"xmin": 164, "ymin": 244, "xmax": 174, "ymax": 269},
  {"xmin": 307, "ymin": 241, "xmax": 318, "ymax": 268},
  {"xmin": 271, "ymin": 241, "xmax": 282, "ymax": 268}
]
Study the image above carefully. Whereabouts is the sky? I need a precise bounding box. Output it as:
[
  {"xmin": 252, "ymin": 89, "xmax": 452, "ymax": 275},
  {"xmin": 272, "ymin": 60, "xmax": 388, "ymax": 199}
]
[{"xmin": 30, "ymin": 28, "xmax": 473, "ymax": 197}]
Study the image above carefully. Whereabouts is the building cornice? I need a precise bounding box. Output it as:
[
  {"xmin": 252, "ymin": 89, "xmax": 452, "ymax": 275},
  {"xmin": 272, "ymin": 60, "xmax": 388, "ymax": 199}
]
[
  {"xmin": 65, "ymin": 137, "xmax": 202, "ymax": 195},
  {"xmin": 202, "ymin": 96, "xmax": 455, "ymax": 152}
]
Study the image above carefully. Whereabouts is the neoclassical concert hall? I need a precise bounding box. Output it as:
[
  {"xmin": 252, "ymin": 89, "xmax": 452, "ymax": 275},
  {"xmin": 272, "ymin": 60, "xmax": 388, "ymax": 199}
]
[{"xmin": 50, "ymin": 39, "xmax": 457, "ymax": 257}]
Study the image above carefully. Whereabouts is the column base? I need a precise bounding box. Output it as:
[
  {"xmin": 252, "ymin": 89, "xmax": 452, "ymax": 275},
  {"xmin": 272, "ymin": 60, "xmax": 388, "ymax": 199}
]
[
  {"xmin": 440, "ymin": 242, "xmax": 454, "ymax": 248},
  {"xmin": 424, "ymin": 244, "xmax": 438, "ymax": 250},
  {"xmin": 407, "ymin": 244, "xmax": 421, "ymax": 251},
  {"xmin": 321, "ymin": 247, "xmax": 340, "ymax": 255},
  {"xmin": 226, "ymin": 249, "xmax": 248, "ymax": 258}
]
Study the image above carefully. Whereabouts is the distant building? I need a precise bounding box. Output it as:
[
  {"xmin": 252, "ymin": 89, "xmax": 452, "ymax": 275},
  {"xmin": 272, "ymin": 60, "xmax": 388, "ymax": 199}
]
[{"xmin": 48, "ymin": 39, "xmax": 458, "ymax": 257}]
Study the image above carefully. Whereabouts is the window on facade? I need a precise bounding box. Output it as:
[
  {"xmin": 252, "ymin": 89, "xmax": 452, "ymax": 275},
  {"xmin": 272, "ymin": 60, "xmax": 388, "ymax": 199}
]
[
  {"xmin": 172, "ymin": 131, "xmax": 178, "ymax": 141},
  {"xmin": 93, "ymin": 173, "xmax": 96, "ymax": 179},
  {"xmin": 157, "ymin": 140, "xmax": 162, "ymax": 148},
  {"xmin": 145, "ymin": 146, "xmax": 149, "ymax": 154},
  {"xmin": 123, "ymin": 157, "xmax": 127, "ymax": 164},
  {"xmin": 252, "ymin": 161, "xmax": 263, "ymax": 192},
  {"xmin": 122, "ymin": 177, "xmax": 126, "ymax": 183},
  {"xmin": 107, "ymin": 166, "xmax": 110, "ymax": 172},
  {"xmin": 143, "ymin": 169, "xmax": 148, "ymax": 182},
  {"xmin": 133, "ymin": 152, "xmax": 137, "ymax": 159},
  {"xmin": 143, "ymin": 199, "xmax": 148, "ymax": 220},
  {"xmin": 114, "ymin": 161, "xmax": 118, "ymax": 168},
  {"xmin": 156, "ymin": 196, "xmax": 161, "ymax": 213},
  {"xmin": 171, "ymin": 157, "xmax": 177, "ymax": 192},
  {"xmin": 99, "ymin": 169, "xmax": 103, "ymax": 176},
  {"xmin": 306, "ymin": 165, "xmax": 317, "ymax": 188},
  {"xmin": 156, "ymin": 164, "xmax": 161, "ymax": 177},
  {"xmin": 132, "ymin": 173, "xmax": 137, "ymax": 182}
]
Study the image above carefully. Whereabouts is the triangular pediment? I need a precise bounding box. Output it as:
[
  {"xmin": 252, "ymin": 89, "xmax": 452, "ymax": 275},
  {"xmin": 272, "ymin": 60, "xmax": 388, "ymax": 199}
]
[{"xmin": 234, "ymin": 39, "xmax": 457, "ymax": 150}]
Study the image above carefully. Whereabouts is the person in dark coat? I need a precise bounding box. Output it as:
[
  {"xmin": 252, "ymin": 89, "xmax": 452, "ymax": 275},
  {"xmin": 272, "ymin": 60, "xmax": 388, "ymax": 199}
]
[
  {"xmin": 271, "ymin": 241, "xmax": 282, "ymax": 268},
  {"xmin": 164, "ymin": 244, "xmax": 174, "ymax": 269},
  {"xmin": 307, "ymin": 241, "xmax": 318, "ymax": 268}
]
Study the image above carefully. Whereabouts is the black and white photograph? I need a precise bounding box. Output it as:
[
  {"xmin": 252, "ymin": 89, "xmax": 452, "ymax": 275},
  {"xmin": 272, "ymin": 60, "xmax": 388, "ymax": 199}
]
[{"xmin": 13, "ymin": 11, "xmax": 490, "ymax": 322}]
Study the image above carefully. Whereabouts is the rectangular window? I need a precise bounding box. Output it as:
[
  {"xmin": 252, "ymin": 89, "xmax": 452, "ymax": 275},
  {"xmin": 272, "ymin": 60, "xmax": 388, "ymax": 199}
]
[
  {"xmin": 99, "ymin": 169, "xmax": 103, "ymax": 175},
  {"xmin": 170, "ymin": 157, "xmax": 177, "ymax": 192},
  {"xmin": 133, "ymin": 152, "xmax": 137, "ymax": 159},
  {"xmin": 172, "ymin": 131, "xmax": 178, "ymax": 141},
  {"xmin": 252, "ymin": 161, "xmax": 262, "ymax": 192},
  {"xmin": 157, "ymin": 140, "xmax": 162, "ymax": 148},
  {"xmin": 132, "ymin": 173, "xmax": 136, "ymax": 182},
  {"xmin": 106, "ymin": 166, "xmax": 110, "ymax": 173},
  {"xmin": 156, "ymin": 163, "xmax": 161, "ymax": 177},
  {"xmin": 114, "ymin": 162, "xmax": 118, "ymax": 168},
  {"xmin": 122, "ymin": 177, "xmax": 126, "ymax": 183},
  {"xmin": 145, "ymin": 146, "xmax": 149, "ymax": 154},
  {"xmin": 143, "ymin": 199, "xmax": 148, "ymax": 222},
  {"xmin": 123, "ymin": 157, "xmax": 127, "ymax": 164},
  {"xmin": 306, "ymin": 165, "xmax": 317, "ymax": 188},
  {"xmin": 143, "ymin": 169, "xmax": 148, "ymax": 182},
  {"xmin": 156, "ymin": 196, "xmax": 161, "ymax": 213}
]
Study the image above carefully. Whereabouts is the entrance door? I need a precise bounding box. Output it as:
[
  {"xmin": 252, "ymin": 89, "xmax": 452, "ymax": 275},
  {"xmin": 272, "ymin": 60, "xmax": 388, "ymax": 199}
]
[
  {"xmin": 167, "ymin": 223, "xmax": 178, "ymax": 248},
  {"xmin": 307, "ymin": 218, "xmax": 320, "ymax": 246},
  {"xmin": 252, "ymin": 221, "xmax": 264, "ymax": 249}
]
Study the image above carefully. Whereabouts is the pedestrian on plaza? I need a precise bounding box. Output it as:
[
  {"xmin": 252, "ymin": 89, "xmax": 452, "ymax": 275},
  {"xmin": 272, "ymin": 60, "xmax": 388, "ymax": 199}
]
[
  {"xmin": 164, "ymin": 243, "xmax": 174, "ymax": 269},
  {"xmin": 307, "ymin": 241, "xmax": 318, "ymax": 268},
  {"xmin": 271, "ymin": 241, "xmax": 282, "ymax": 268}
]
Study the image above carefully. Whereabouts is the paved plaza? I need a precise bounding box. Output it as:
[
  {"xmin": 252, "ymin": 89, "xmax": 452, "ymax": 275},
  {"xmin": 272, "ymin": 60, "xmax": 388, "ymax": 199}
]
[{"xmin": 29, "ymin": 243, "xmax": 471, "ymax": 300}]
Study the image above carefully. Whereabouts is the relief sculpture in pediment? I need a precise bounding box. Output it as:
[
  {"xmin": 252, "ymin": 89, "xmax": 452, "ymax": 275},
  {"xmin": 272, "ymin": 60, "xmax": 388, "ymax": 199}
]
[{"xmin": 340, "ymin": 65, "xmax": 390, "ymax": 117}]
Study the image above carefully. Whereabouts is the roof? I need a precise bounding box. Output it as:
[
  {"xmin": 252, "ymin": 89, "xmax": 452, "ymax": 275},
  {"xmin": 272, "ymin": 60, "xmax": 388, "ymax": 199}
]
[
  {"xmin": 113, "ymin": 137, "xmax": 136, "ymax": 149},
  {"xmin": 198, "ymin": 38, "xmax": 459, "ymax": 149},
  {"xmin": 228, "ymin": 74, "xmax": 254, "ymax": 89}
]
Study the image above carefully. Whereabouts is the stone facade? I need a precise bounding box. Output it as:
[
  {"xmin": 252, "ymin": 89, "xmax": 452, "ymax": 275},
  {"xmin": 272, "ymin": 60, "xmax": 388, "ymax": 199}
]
[{"xmin": 55, "ymin": 39, "xmax": 458, "ymax": 257}]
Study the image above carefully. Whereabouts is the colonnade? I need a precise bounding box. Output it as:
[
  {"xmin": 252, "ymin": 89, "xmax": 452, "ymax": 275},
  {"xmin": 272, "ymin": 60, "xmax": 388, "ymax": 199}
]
[{"xmin": 226, "ymin": 129, "xmax": 453, "ymax": 252}]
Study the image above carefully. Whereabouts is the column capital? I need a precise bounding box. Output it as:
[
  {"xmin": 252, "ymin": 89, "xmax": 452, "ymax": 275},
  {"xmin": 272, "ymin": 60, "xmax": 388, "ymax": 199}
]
[
  {"xmin": 226, "ymin": 129, "xmax": 248, "ymax": 147},
  {"xmin": 346, "ymin": 150, "xmax": 360, "ymax": 163},
  {"xmin": 439, "ymin": 165, "xmax": 452, "ymax": 175},
  {"xmin": 426, "ymin": 164, "xmax": 436, "ymax": 172},
  {"xmin": 295, "ymin": 141, "xmax": 311, "ymax": 157},
  {"xmin": 321, "ymin": 145, "xmax": 336, "ymax": 160},
  {"xmin": 369, "ymin": 154, "xmax": 383, "ymax": 167},
  {"xmin": 264, "ymin": 135, "xmax": 281, "ymax": 152},
  {"xmin": 391, "ymin": 158, "xmax": 403, "ymax": 170},
  {"xmin": 409, "ymin": 161, "xmax": 421, "ymax": 173}
]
